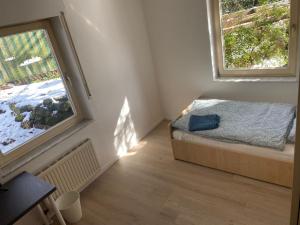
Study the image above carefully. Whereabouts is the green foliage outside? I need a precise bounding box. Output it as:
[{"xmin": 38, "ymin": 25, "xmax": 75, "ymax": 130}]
[
  {"xmin": 221, "ymin": 0, "xmax": 290, "ymax": 69},
  {"xmin": 221, "ymin": 0, "xmax": 283, "ymax": 13},
  {"xmin": 0, "ymin": 29, "xmax": 60, "ymax": 86}
]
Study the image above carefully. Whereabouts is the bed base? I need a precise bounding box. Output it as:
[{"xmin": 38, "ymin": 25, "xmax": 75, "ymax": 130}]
[{"xmin": 169, "ymin": 125, "xmax": 293, "ymax": 188}]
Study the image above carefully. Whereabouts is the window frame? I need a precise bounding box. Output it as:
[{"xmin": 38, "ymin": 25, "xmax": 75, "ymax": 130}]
[
  {"xmin": 210, "ymin": 0, "xmax": 300, "ymax": 78},
  {"xmin": 0, "ymin": 19, "xmax": 83, "ymax": 168}
]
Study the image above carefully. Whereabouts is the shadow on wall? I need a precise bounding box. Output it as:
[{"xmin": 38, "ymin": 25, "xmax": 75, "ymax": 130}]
[{"xmin": 114, "ymin": 97, "xmax": 138, "ymax": 157}]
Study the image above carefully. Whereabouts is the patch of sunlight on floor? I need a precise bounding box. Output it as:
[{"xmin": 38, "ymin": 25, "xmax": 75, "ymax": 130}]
[
  {"xmin": 121, "ymin": 151, "xmax": 137, "ymax": 158},
  {"xmin": 114, "ymin": 98, "xmax": 138, "ymax": 157},
  {"xmin": 132, "ymin": 140, "xmax": 147, "ymax": 150}
]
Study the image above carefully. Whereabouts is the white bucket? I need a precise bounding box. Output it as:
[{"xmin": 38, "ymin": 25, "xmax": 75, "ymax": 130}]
[{"xmin": 56, "ymin": 191, "xmax": 82, "ymax": 223}]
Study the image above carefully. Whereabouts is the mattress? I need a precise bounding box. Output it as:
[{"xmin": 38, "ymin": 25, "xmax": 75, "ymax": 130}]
[
  {"xmin": 173, "ymin": 130, "xmax": 294, "ymax": 162},
  {"xmin": 172, "ymin": 99, "xmax": 296, "ymax": 150}
]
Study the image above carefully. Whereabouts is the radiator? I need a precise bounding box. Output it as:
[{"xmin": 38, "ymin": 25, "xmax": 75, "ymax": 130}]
[{"xmin": 38, "ymin": 139, "xmax": 101, "ymax": 199}]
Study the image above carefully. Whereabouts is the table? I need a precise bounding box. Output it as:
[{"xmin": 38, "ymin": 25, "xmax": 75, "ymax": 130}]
[{"xmin": 0, "ymin": 172, "xmax": 66, "ymax": 225}]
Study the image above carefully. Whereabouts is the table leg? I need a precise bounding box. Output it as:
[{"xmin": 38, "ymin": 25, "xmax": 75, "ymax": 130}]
[
  {"xmin": 37, "ymin": 204, "xmax": 50, "ymax": 225},
  {"xmin": 48, "ymin": 195, "xmax": 66, "ymax": 225}
]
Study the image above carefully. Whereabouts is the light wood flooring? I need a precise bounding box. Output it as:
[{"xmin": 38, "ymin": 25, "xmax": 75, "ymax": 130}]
[{"xmin": 73, "ymin": 121, "xmax": 292, "ymax": 225}]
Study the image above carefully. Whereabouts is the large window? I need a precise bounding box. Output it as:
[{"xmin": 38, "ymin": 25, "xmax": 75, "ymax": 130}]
[
  {"xmin": 0, "ymin": 20, "xmax": 82, "ymax": 167},
  {"xmin": 210, "ymin": 0, "xmax": 299, "ymax": 77}
]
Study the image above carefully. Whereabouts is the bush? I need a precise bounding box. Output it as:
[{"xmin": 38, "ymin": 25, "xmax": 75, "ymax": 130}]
[
  {"xmin": 10, "ymin": 95, "xmax": 73, "ymax": 130},
  {"xmin": 19, "ymin": 105, "xmax": 34, "ymax": 113},
  {"xmin": 223, "ymin": 2, "xmax": 290, "ymax": 69},
  {"xmin": 15, "ymin": 114, "xmax": 25, "ymax": 122},
  {"xmin": 28, "ymin": 95, "xmax": 73, "ymax": 129},
  {"xmin": 43, "ymin": 98, "xmax": 53, "ymax": 108},
  {"xmin": 9, "ymin": 103, "xmax": 20, "ymax": 115},
  {"xmin": 222, "ymin": 0, "xmax": 282, "ymax": 14}
]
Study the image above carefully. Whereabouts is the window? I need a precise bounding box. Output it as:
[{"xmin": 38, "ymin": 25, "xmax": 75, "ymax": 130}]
[
  {"xmin": 210, "ymin": 0, "xmax": 299, "ymax": 77},
  {"xmin": 0, "ymin": 20, "xmax": 83, "ymax": 167}
]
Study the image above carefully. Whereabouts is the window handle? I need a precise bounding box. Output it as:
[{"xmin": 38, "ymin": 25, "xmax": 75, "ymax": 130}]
[
  {"xmin": 64, "ymin": 74, "xmax": 73, "ymax": 87},
  {"xmin": 292, "ymin": 24, "xmax": 297, "ymax": 33}
]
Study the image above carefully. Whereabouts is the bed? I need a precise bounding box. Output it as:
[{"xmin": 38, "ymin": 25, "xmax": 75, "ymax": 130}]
[{"xmin": 169, "ymin": 98, "xmax": 295, "ymax": 187}]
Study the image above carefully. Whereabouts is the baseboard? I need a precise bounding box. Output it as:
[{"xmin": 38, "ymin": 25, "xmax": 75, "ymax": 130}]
[
  {"xmin": 80, "ymin": 118, "xmax": 164, "ymax": 191},
  {"xmin": 99, "ymin": 157, "xmax": 119, "ymax": 176},
  {"xmin": 139, "ymin": 118, "xmax": 164, "ymax": 140},
  {"xmin": 78, "ymin": 156, "xmax": 118, "ymax": 193}
]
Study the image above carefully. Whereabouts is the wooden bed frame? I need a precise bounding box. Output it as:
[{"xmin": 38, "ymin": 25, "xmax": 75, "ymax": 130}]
[{"xmin": 169, "ymin": 103, "xmax": 294, "ymax": 188}]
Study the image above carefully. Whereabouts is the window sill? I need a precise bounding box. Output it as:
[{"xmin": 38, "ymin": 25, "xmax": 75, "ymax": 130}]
[
  {"xmin": 0, "ymin": 119, "xmax": 93, "ymax": 180},
  {"xmin": 213, "ymin": 76, "xmax": 298, "ymax": 83}
]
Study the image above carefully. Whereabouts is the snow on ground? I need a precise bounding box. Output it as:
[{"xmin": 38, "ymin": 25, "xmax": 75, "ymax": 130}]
[
  {"xmin": 0, "ymin": 79, "xmax": 67, "ymax": 154},
  {"xmin": 252, "ymin": 57, "xmax": 286, "ymax": 69}
]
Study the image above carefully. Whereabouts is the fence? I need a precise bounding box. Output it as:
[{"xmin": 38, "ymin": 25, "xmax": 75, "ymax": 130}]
[{"xmin": 0, "ymin": 29, "xmax": 60, "ymax": 86}]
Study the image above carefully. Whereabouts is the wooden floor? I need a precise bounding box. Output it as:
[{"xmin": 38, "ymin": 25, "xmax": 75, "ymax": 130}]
[{"xmin": 74, "ymin": 121, "xmax": 292, "ymax": 225}]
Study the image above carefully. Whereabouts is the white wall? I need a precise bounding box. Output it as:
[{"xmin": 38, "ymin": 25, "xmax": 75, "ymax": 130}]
[
  {"xmin": 0, "ymin": 0, "xmax": 163, "ymax": 224},
  {"xmin": 59, "ymin": 0, "xmax": 163, "ymax": 160},
  {"xmin": 142, "ymin": 0, "xmax": 299, "ymax": 120}
]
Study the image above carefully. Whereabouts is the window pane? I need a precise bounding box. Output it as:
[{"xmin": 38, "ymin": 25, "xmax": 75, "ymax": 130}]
[
  {"xmin": 220, "ymin": 0, "xmax": 291, "ymax": 70},
  {"xmin": 0, "ymin": 29, "xmax": 74, "ymax": 154}
]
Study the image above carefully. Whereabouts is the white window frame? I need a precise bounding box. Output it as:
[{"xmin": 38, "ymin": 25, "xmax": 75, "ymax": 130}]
[
  {"xmin": 209, "ymin": 0, "xmax": 300, "ymax": 78},
  {"xmin": 0, "ymin": 19, "xmax": 83, "ymax": 168}
]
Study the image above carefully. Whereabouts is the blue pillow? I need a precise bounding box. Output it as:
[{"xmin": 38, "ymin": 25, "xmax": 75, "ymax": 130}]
[{"xmin": 188, "ymin": 114, "xmax": 220, "ymax": 132}]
